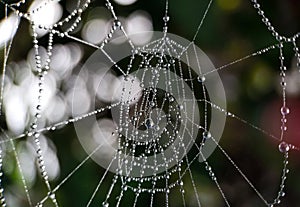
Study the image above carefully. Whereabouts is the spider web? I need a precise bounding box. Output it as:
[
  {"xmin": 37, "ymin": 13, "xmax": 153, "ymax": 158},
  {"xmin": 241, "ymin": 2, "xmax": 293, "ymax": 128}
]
[{"xmin": 0, "ymin": 0, "xmax": 299, "ymax": 206}]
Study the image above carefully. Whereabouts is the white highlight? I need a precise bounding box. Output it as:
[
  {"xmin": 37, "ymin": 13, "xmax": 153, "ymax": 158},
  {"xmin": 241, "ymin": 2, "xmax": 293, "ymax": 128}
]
[
  {"xmin": 114, "ymin": 0, "xmax": 138, "ymax": 6},
  {"xmin": 82, "ymin": 19, "xmax": 108, "ymax": 44},
  {"xmin": 4, "ymin": 86, "xmax": 27, "ymax": 135},
  {"xmin": 126, "ymin": 11, "xmax": 153, "ymax": 45},
  {"xmin": 29, "ymin": 0, "xmax": 63, "ymax": 36},
  {"xmin": 0, "ymin": 14, "xmax": 20, "ymax": 48}
]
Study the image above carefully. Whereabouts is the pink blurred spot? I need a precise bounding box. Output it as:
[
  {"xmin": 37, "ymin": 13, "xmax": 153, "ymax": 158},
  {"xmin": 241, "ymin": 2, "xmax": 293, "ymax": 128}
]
[{"xmin": 262, "ymin": 98, "xmax": 300, "ymax": 148}]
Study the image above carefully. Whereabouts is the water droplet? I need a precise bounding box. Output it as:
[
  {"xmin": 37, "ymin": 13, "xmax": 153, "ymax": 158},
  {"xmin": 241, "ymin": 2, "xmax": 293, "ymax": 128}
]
[
  {"xmin": 149, "ymin": 101, "xmax": 155, "ymax": 107},
  {"xmin": 31, "ymin": 123, "xmax": 37, "ymax": 129},
  {"xmin": 170, "ymin": 59, "xmax": 175, "ymax": 64},
  {"xmin": 102, "ymin": 201, "xmax": 109, "ymax": 207},
  {"xmin": 49, "ymin": 193, "xmax": 55, "ymax": 200},
  {"xmin": 280, "ymin": 106, "xmax": 290, "ymax": 115},
  {"xmin": 281, "ymin": 118, "xmax": 287, "ymax": 123},
  {"xmin": 113, "ymin": 20, "xmax": 121, "ymax": 28},
  {"xmin": 280, "ymin": 191, "xmax": 285, "ymax": 197},
  {"xmin": 205, "ymin": 165, "xmax": 212, "ymax": 171},
  {"xmin": 36, "ymin": 105, "xmax": 42, "ymax": 110},
  {"xmin": 197, "ymin": 76, "xmax": 206, "ymax": 83},
  {"xmin": 202, "ymin": 131, "xmax": 211, "ymax": 140},
  {"xmin": 152, "ymin": 69, "xmax": 159, "ymax": 75},
  {"xmin": 122, "ymin": 185, "xmax": 128, "ymax": 191},
  {"xmin": 281, "ymin": 81, "xmax": 286, "ymax": 86},
  {"xmin": 35, "ymin": 113, "xmax": 41, "ymax": 118},
  {"xmin": 145, "ymin": 118, "xmax": 154, "ymax": 129},
  {"xmin": 163, "ymin": 15, "xmax": 170, "ymax": 22},
  {"xmin": 278, "ymin": 142, "xmax": 290, "ymax": 153},
  {"xmin": 281, "ymin": 125, "xmax": 287, "ymax": 131},
  {"xmin": 169, "ymin": 96, "xmax": 174, "ymax": 102},
  {"xmin": 178, "ymin": 104, "xmax": 184, "ymax": 110},
  {"xmin": 33, "ymin": 132, "xmax": 40, "ymax": 138}
]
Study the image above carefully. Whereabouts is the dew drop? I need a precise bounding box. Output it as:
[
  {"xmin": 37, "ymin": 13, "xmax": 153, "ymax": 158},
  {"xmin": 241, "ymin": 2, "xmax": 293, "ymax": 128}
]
[
  {"xmin": 145, "ymin": 118, "xmax": 155, "ymax": 129},
  {"xmin": 33, "ymin": 132, "xmax": 40, "ymax": 138},
  {"xmin": 197, "ymin": 76, "xmax": 206, "ymax": 83},
  {"xmin": 280, "ymin": 191, "xmax": 285, "ymax": 197},
  {"xmin": 123, "ymin": 185, "xmax": 128, "ymax": 191},
  {"xmin": 31, "ymin": 123, "xmax": 37, "ymax": 129},
  {"xmin": 113, "ymin": 19, "xmax": 121, "ymax": 28},
  {"xmin": 205, "ymin": 165, "xmax": 212, "ymax": 171},
  {"xmin": 49, "ymin": 193, "xmax": 55, "ymax": 200},
  {"xmin": 102, "ymin": 201, "xmax": 109, "ymax": 207},
  {"xmin": 36, "ymin": 105, "xmax": 42, "ymax": 110},
  {"xmin": 149, "ymin": 101, "xmax": 155, "ymax": 107},
  {"xmin": 281, "ymin": 118, "xmax": 287, "ymax": 123},
  {"xmin": 202, "ymin": 131, "xmax": 211, "ymax": 140},
  {"xmin": 281, "ymin": 125, "xmax": 287, "ymax": 131},
  {"xmin": 178, "ymin": 104, "xmax": 184, "ymax": 110},
  {"xmin": 281, "ymin": 81, "xmax": 286, "ymax": 86},
  {"xmin": 163, "ymin": 15, "xmax": 170, "ymax": 22},
  {"xmin": 280, "ymin": 106, "xmax": 290, "ymax": 115},
  {"xmin": 278, "ymin": 142, "xmax": 290, "ymax": 153},
  {"xmin": 170, "ymin": 59, "xmax": 175, "ymax": 64}
]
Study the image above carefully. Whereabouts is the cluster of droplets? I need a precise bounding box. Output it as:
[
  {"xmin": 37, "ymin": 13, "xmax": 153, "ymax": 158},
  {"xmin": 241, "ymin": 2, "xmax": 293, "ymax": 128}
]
[
  {"xmin": 268, "ymin": 152, "xmax": 289, "ymax": 207},
  {"xmin": 292, "ymin": 38, "xmax": 300, "ymax": 72},
  {"xmin": 249, "ymin": 0, "xmax": 300, "ymax": 206},
  {"xmin": 100, "ymin": 30, "xmax": 205, "ymax": 206},
  {"xmin": 278, "ymin": 42, "xmax": 289, "ymax": 139},
  {"xmin": 0, "ymin": 150, "xmax": 6, "ymax": 207},
  {"xmin": 0, "ymin": 0, "xmax": 299, "ymax": 206},
  {"xmin": 100, "ymin": 19, "xmax": 122, "ymax": 49},
  {"xmin": 250, "ymin": 1, "xmax": 300, "ymax": 155},
  {"xmin": 1, "ymin": 0, "xmax": 127, "ymax": 206},
  {"xmin": 9, "ymin": 0, "xmax": 26, "ymax": 7},
  {"xmin": 7, "ymin": 0, "xmax": 124, "ymax": 51},
  {"xmin": 197, "ymin": 75, "xmax": 206, "ymax": 83},
  {"xmin": 251, "ymin": 0, "xmax": 300, "ymax": 71},
  {"xmin": 29, "ymin": 20, "xmax": 59, "ymax": 206},
  {"xmin": 251, "ymin": 0, "xmax": 282, "ymax": 41}
]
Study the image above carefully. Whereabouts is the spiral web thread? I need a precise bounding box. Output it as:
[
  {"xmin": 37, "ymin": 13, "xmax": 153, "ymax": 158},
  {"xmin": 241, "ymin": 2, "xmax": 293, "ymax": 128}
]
[{"xmin": 0, "ymin": 0, "xmax": 299, "ymax": 206}]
